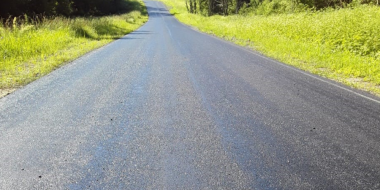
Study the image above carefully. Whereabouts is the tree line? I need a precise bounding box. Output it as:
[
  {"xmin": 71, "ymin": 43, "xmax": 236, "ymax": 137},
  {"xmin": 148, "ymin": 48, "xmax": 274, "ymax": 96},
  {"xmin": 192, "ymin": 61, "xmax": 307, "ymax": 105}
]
[
  {"xmin": 186, "ymin": 0, "xmax": 379, "ymax": 16},
  {"xmin": 0, "ymin": 0, "xmax": 134, "ymax": 18}
]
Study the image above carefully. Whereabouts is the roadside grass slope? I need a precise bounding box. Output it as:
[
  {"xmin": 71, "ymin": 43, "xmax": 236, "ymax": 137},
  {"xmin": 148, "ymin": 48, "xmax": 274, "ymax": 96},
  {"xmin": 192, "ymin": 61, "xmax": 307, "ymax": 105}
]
[
  {"xmin": 0, "ymin": 0, "xmax": 148, "ymax": 93},
  {"xmin": 161, "ymin": 0, "xmax": 380, "ymax": 96}
]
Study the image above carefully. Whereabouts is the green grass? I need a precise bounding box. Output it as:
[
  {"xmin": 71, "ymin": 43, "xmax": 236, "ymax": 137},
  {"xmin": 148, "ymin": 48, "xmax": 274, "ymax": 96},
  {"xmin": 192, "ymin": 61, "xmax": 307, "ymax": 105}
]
[
  {"xmin": 0, "ymin": 0, "xmax": 148, "ymax": 89},
  {"xmin": 161, "ymin": 0, "xmax": 380, "ymax": 96}
]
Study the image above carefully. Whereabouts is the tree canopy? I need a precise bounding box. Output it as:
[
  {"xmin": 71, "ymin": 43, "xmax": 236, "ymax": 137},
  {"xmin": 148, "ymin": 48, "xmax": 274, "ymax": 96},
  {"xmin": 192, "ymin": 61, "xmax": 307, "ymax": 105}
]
[
  {"xmin": 186, "ymin": 0, "xmax": 379, "ymax": 16},
  {"xmin": 0, "ymin": 0, "xmax": 133, "ymax": 18}
]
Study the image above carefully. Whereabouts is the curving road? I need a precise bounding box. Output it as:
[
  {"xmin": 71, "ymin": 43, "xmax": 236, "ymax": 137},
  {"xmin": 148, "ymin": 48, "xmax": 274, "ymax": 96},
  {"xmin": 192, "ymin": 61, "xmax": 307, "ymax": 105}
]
[{"xmin": 1, "ymin": 1, "xmax": 380, "ymax": 189}]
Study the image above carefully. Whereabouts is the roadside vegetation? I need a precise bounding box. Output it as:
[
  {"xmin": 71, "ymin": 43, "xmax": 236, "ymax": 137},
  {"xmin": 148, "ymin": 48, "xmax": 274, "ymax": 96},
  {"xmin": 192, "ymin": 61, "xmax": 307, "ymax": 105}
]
[
  {"xmin": 160, "ymin": 0, "xmax": 380, "ymax": 95},
  {"xmin": 0, "ymin": 0, "xmax": 148, "ymax": 92}
]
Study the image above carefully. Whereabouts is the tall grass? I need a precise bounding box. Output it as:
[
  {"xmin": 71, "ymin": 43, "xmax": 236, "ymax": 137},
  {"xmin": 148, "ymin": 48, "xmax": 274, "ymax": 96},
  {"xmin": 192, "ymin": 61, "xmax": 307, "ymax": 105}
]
[
  {"xmin": 162, "ymin": 0, "xmax": 380, "ymax": 95},
  {"xmin": 0, "ymin": 1, "xmax": 147, "ymax": 89}
]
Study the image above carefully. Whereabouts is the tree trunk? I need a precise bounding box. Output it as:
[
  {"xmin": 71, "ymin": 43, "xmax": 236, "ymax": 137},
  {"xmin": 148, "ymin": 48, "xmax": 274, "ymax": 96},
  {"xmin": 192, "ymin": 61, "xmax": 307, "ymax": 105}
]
[
  {"xmin": 194, "ymin": 0, "xmax": 197, "ymax": 13},
  {"xmin": 235, "ymin": 0, "xmax": 240, "ymax": 14},
  {"xmin": 208, "ymin": 0, "xmax": 213, "ymax": 16},
  {"xmin": 186, "ymin": 0, "xmax": 190, "ymax": 12}
]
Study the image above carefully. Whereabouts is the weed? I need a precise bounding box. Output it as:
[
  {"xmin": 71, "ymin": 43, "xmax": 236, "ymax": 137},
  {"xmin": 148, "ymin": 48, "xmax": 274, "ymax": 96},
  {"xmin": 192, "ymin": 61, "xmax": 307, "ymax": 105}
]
[{"xmin": 0, "ymin": 0, "xmax": 148, "ymax": 89}]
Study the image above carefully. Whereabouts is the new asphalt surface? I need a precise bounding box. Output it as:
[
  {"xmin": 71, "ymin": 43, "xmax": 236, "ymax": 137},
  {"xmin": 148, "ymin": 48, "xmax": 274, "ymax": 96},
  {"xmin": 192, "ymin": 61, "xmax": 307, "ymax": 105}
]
[{"xmin": 1, "ymin": 1, "xmax": 380, "ymax": 189}]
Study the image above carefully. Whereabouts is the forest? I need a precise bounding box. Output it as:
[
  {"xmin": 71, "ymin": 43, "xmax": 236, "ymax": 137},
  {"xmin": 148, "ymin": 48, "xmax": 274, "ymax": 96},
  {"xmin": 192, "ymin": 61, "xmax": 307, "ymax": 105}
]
[
  {"xmin": 0, "ymin": 0, "xmax": 135, "ymax": 18},
  {"xmin": 184, "ymin": 0, "xmax": 379, "ymax": 15}
]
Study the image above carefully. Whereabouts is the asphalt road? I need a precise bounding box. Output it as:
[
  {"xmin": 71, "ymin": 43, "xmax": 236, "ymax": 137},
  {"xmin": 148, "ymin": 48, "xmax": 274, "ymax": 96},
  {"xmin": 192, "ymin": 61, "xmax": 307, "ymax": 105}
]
[{"xmin": 1, "ymin": 1, "xmax": 380, "ymax": 189}]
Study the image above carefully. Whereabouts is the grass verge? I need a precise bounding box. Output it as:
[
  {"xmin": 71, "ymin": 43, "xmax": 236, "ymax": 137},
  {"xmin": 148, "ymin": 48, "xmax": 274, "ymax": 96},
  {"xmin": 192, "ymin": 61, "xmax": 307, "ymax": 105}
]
[
  {"xmin": 0, "ymin": 0, "xmax": 148, "ymax": 91},
  {"xmin": 160, "ymin": 0, "xmax": 380, "ymax": 96}
]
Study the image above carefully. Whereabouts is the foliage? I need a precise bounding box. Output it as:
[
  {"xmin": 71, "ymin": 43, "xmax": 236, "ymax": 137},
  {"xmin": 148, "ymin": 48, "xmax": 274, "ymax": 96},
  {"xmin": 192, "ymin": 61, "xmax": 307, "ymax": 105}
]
[
  {"xmin": 177, "ymin": 0, "xmax": 378, "ymax": 16},
  {"xmin": 0, "ymin": 0, "xmax": 143, "ymax": 18},
  {"xmin": 0, "ymin": 0, "xmax": 148, "ymax": 88}
]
